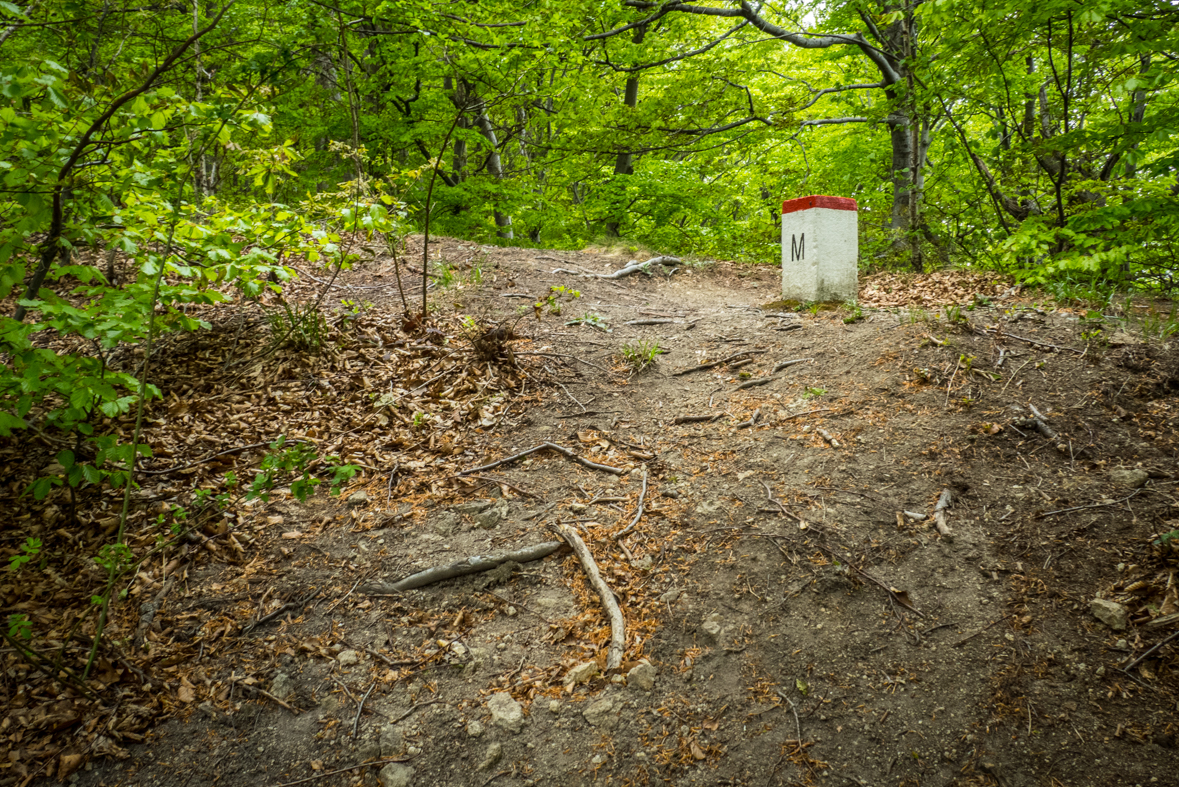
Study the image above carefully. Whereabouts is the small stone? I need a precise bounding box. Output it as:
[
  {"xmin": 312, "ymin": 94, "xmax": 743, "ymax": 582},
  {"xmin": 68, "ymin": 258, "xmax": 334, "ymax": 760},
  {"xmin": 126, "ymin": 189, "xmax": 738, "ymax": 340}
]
[
  {"xmin": 453, "ymin": 500, "xmax": 494, "ymax": 515},
  {"xmin": 695, "ymin": 499, "xmax": 723, "ymax": 515},
  {"xmin": 467, "ymin": 720, "xmax": 485, "ymax": 738},
  {"xmin": 583, "ymin": 697, "xmax": 617, "ymax": 729},
  {"xmin": 627, "ymin": 662, "xmax": 657, "ymax": 692},
  {"xmin": 1109, "ymin": 466, "xmax": 1149, "ymax": 489},
  {"xmin": 347, "ymin": 491, "xmax": 370, "ymax": 507},
  {"xmin": 197, "ymin": 701, "xmax": 218, "ymax": 719},
  {"xmin": 1115, "ymin": 639, "xmax": 1129, "ymax": 650},
  {"xmin": 269, "ymin": 672, "xmax": 294, "ymax": 699},
  {"xmin": 358, "ymin": 742, "xmax": 381, "ymax": 762},
  {"xmin": 590, "ymin": 754, "xmax": 606, "ymax": 766},
  {"xmin": 478, "ymin": 742, "xmax": 503, "ymax": 771},
  {"xmin": 569, "ymin": 503, "xmax": 588, "ymax": 514},
  {"xmin": 564, "ymin": 661, "xmax": 599, "ymax": 688},
  {"xmin": 474, "ymin": 509, "xmax": 502, "ymax": 529},
  {"xmin": 337, "ymin": 650, "xmax": 360, "ymax": 666},
  {"xmin": 663, "ymin": 489, "xmax": 681, "ymax": 500},
  {"xmin": 487, "ymin": 692, "xmax": 525, "ymax": 734},
  {"xmin": 432, "ymin": 513, "xmax": 459, "ymax": 536},
  {"xmin": 548, "ymin": 700, "xmax": 561, "ymax": 714},
  {"xmin": 1091, "ymin": 598, "xmax": 1129, "ymax": 631},
  {"xmin": 632, "ymin": 556, "xmax": 653, "ymax": 571},
  {"xmin": 700, "ymin": 612, "xmax": 724, "ymax": 643},
  {"xmin": 379, "ymin": 724, "xmax": 405, "ymax": 757},
  {"xmin": 660, "ymin": 589, "xmax": 681, "ymax": 603},
  {"xmin": 378, "ymin": 763, "xmax": 413, "ymax": 787}
]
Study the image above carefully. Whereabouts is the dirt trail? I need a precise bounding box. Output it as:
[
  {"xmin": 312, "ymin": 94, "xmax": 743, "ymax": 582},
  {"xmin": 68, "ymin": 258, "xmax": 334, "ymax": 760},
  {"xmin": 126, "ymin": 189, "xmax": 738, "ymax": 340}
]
[{"xmin": 71, "ymin": 240, "xmax": 1177, "ymax": 787}]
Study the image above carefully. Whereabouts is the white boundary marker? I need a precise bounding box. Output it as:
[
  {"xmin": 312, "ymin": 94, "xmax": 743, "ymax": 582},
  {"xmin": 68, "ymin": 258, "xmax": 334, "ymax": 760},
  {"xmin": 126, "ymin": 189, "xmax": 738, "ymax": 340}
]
[{"xmin": 781, "ymin": 195, "xmax": 858, "ymax": 302}]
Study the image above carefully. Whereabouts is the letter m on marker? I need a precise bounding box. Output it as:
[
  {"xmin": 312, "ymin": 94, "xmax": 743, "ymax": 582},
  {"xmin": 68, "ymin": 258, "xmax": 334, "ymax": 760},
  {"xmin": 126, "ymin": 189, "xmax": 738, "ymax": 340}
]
[{"xmin": 791, "ymin": 233, "xmax": 805, "ymax": 261}]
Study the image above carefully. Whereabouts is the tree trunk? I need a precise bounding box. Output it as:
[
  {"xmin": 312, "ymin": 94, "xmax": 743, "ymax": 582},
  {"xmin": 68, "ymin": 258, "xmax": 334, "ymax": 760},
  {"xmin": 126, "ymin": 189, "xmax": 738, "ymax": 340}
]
[
  {"xmin": 471, "ymin": 104, "xmax": 513, "ymax": 240},
  {"xmin": 605, "ymin": 23, "xmax": 647, "ymax": 238}
]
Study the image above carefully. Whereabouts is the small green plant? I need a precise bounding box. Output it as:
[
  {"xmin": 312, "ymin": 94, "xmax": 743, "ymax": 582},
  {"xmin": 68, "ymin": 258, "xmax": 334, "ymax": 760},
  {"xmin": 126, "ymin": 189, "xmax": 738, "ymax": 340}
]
[
  {"xmin": 7, "ymin": 613, "xmax": 32, "ymax": 640},
  {"xmin": 804, "ymin": 301, "xmax": 822, "ymax": 316},
  {"xmin": 535, "ymin": 285, "xmax": 581, "ymax": 317},
  {"xmin": 339, "ymin": 299, "xmax": 373, "ymax": 319},
  {"xmin": 467, "ymin": 261, "xmax": 484, "ymax": 286},
  {"xmin": 906, "ymin": 306, "xmax": 931, "ymax": 324},
  {"xmin": 842, "ymin": 301, "xmax": 863, "ymax": 324},
  {"xmin": 1153, "ymin": 529, "xmax": 1179, "ymax": 548},
  {"xmin": 944, "ymin": 304, "xmax": 967, "ymax": 326},
  {"xmin": 242, "ymin": 436, "xmax": 357, "ymax": 503},
  {"xmin": 970, "ymin": 293, "xmax": 992, "ymax": 309},
  {"xmin": 7, "ymin": 537, "xmax": 42, "ymax": 573},
  {"xmin": 566, "ymin": 312, "xmax": 611, "ymax": 332},
  {"xmin": 265, "ymin": 300, "xmax": 327, "ymax": 354},
  {"xmin": 412, "ymin": 411, "xmax": 427, "ymax": 430},
  {"xmin": 551, "ymin": 285, "xmax": 581, "ymax": 300},
  {"xmin": 1140, "ymin": 303, "xmax": 1179, "ymax": 341},
  {"xmin": 621, "ymin": 339, "xmax": 661, "ymax": 371},
  {"xmin": 803, "ymin": 386, "xmax": 827, "ymax": 399}
]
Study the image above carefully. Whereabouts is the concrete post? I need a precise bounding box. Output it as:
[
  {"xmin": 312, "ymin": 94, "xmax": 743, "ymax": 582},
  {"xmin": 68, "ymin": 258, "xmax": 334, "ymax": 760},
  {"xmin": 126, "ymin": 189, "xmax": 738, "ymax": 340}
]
[{"xmin": 781, "ymin": 195, "xmax": 859, "ymax": 302}]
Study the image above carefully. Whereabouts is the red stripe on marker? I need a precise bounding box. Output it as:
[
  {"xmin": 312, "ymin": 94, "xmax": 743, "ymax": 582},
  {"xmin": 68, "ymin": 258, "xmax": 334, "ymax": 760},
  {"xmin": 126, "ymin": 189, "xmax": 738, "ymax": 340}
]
[{"xmin": 782, "ymin": 195, "xmax": 857, "ymax": 214}]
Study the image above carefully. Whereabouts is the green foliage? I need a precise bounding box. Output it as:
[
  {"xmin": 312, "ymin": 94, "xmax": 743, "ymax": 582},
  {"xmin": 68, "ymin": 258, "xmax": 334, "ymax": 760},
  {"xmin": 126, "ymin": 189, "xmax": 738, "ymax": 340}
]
[
  {"xmin": 7, "ymin": 537, "xmax": 42, "ymax": 573},
  {"xmin": 566, "ymin": 313, "xmax": 611, "ymax": 332},
  {"xmin": 7, "ymin": 614, "xmax": 32, "ymax": 641},
  {"xmin": 842, "ymin": 302, "xmax": 864, "ymax": 324},
  {"xmin": 621, "ymin": 340, "xmax": 661, "ymax": 372},
  {"xmin": 265, "ymin": 300, "xmax": 328, "ymax": 354}
]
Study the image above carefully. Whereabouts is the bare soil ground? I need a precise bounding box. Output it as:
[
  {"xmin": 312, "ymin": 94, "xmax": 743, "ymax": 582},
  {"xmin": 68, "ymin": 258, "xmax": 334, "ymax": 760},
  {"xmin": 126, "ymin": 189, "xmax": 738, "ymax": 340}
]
[{"xmin": 5, "ymin": 238, "xmax": 1179, "ymax": 787}]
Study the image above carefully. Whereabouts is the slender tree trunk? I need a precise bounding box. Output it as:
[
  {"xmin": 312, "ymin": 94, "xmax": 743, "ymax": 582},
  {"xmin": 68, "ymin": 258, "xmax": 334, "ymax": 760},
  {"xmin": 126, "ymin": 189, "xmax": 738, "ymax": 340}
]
[
  {"xmin": 605, "ymin": 23, "xmax": 647, "ymax": 238},
  {"xmin": 472, "ymin": 103, "xmax": 513, "ymax": 240}
]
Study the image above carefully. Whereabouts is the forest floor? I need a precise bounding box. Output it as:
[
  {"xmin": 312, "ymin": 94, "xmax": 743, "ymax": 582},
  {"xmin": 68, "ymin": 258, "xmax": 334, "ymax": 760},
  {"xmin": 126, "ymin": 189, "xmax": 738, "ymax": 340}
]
[{"xmin": 4, "ymin": 237, "xmax": 1179, "ymax": 787}]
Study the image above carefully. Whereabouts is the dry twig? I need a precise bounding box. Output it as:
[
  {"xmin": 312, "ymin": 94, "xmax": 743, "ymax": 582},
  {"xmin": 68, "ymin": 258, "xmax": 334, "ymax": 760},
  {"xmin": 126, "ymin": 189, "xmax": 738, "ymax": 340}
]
[
  {"xmin": 360, "ymin": 541, "xmax": 563, "ymax": 594},
  {"xmin": 554, "ymin": 523, "xmax": 626, "ymax": 670}
]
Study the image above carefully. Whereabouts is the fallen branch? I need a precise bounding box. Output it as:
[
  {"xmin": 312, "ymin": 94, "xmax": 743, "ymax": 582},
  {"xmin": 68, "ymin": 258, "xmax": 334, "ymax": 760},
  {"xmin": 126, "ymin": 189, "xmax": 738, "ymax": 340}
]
[
  {"xmin": 232, "ymin": 678, "xmax": 300, "ymax": 714},
  {"xmin": 614, "ymin": 470, "xmax": 648, "ymax": 540},
  {"xmin": 952, "ymin": 614, "xmax": 1012, "ymax": 647},
  {"xmin": 979, "ymin": 327, "xmax": 1084, "ymax": 355},
  {"xmin": 773, "ymin": 323, "xmax": 804, "ymax": 332},
  {"xmin": 816, "ymin": 428, "xmax": 840, "ymax": 449},
  {"xmin": 1027, "ymin": 403, "xmax": 1058, "ymax": 440},
  {"xmin": 735, "ymin": 409, "xmax": 761, "ymax": 429},
  {"xmin": 552, "ymin": 256, "xmax": 680, "ymax": 279},
  {"xmin": 352, "ymin": 681, "xmax": 376, "ymax": 738},
  {"xmin": 672, "ymin": 350, "xmax": 762, "ymax": 376},
  {"xmin": 276, "ymin": 758, "xmax": 411, "ymax": 787},
  {"xmin": 554, "ymin": 523, "xmax": 626, "ymax": 670},
  {"xmin": 1122, "ymin": 630, "xmax": 1179, "ymax": 674},
  {"xmin": 359, "ymin": 541, "xmax": 564, "ymax": 594},
  {"xmin": 672, "ymin": 413, "xmax": 724, "ymax": 425},
  {"xmin": 1037, "ymin": 489, "xmax": 1143, "ymax": 519},
  {"xmin": 459, "ymin": 442, "xmax": 625, "ymax": 476},
  {"xmin": 464, "ymin": 474, "xmax": 541, "ymax": 499},
  {"xmin": 772, "ymin": 358, "xmax": 813, "ymax": 373},
  {"xmin": 778, "ymin": 407, "xmax": 836, "ymax": 421},
  {"xmin": 624, "ymin": 318, "xmax": 677, "ymax": 325},
  {"xmin": 735, "ymin": 377, "xmax": 775, "ymax": 391},
  {"xmin": 515, "ymin": 351, "xmax": 610, "ymax": 373},
  {"xmin": 932, "ymin": 489, "xmax": 954, "ymax": 541}
]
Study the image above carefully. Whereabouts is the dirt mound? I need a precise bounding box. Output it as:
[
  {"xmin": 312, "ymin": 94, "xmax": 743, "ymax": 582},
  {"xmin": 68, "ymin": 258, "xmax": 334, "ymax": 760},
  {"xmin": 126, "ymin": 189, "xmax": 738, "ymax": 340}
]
[{"xmin": 5, "ymin": 240, "xmax": 1177, "ymax": 787}]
